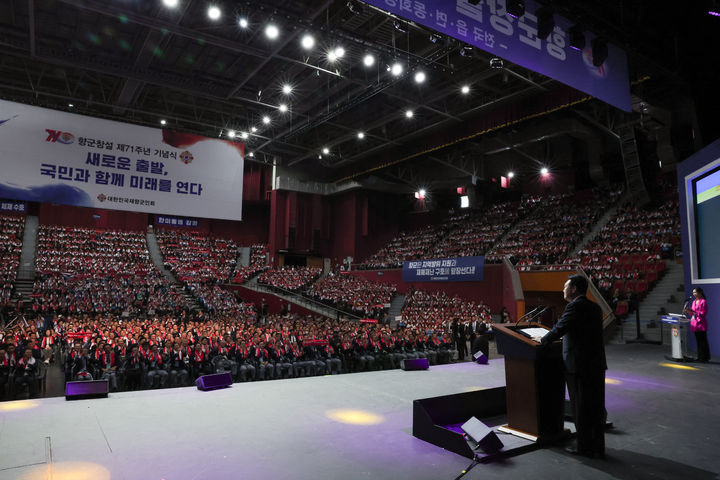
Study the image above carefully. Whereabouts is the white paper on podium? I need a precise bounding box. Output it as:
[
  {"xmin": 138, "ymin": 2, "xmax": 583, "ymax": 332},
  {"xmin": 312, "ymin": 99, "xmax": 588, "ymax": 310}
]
[{"xmin": 520, "ymin": 327, "xmax": 550, "ymax": 341}]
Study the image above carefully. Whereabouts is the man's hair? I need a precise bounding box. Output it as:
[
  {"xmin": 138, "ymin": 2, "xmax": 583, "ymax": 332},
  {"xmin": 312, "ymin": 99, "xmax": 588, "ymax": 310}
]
[{"xmin": 568, "ymin": 274, "xmax": 588, "ymax": 295}]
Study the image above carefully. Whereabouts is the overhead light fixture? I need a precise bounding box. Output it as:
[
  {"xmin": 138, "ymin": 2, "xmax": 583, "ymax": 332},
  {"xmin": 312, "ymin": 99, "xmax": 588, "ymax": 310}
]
[
  {"xmin": 489, "ymin": 57, "xmax": 503, "ymax": 69},
  {"xmin": 262, "ymin": 116, "xmax": 271, "ymax": 124},
  {"xmin": 278, "ymin": 104, "xmax": 288, "ymax": 113},
  {"xmin": 334, "ymin": 47, "xmax": 345, "ymax": 58},
  {"xmin": 460, "ymin": 46, "xmax": 474, "ymax": 58},
  {"xmin": 162, "ymin": 0, "xmax": 179, "ymax": 8},
  {"xmin": 363, "ymin": 54, "xmax": 375, "ymax": 67},
  {"xmin": 568, "ymin": 25, "xmax": 585, "ymax": 51},
  {"xmin": 248, "ymin": 152, "xmax": 254, "ymax": 157},
  {"xmin": 540, "ymin": 167, "xmax": 549, "ymax": 175},
  {"xmin": 429, "ymin": 33, "xmax": 442, "ymax": 44},
  {"xmin": 357, "ymin": 132, "xmax": 365, "ymax": 139},
  {"xmin": 250, "ymin": 126, "xmax": 257, "ymax": 133},
  {"xmin": 238, "ymin": 17, "xmax": 249, "ymax": 29},
  {"xmin": 591, "ymin": 37, "xmax": 608, "ymax": 66},
  {"xmin": 68, "ymin": 103, "xmax": 74, "ymax": 107},
  {"xmin": 301, "ymin": 34, "xmax": 315, "ymax": 50},
  {"xmin": 508, "ymin": 171, "xmax": 515, "ymax": 178},
  {"xmin": 347, "ymin": 0, "xmax": 364, "ymax": 15},
  {"xmin": 322, "ymin": 147, "xmax": 330, "ymax": 155},
  {"xmin": 393, "ymin": 20, "xmax": 407, "ymax": 33},
  {"xmin": 460, "ymin": 85, "xmax": 470, "ymax": 94},
  {"xmin": 405, "ymin": 109, "xmax": 414, "ymax": 118},
  {"xmin": 227, "ymin": 130, "xmax": 236, "ymax": 138},
  {"xmin": 265, "ymin": 24, "xmax": 279, "ymax": 40},
  {"xmin": 390, "ymin": 62, "xmax": 403, "ymax": 76},
  {"xmin": 240, "ymin": 131, "xmax": 249, "ymax": 139},
  {"xmin": 327, "ymin": 51, "xmax": 338, "ymax": 62},
  {"xmin": 160, "ymin": 119, "xmax": 167, "ymax": 125},
  {"xmin": 505, "ymin": 0, "xmax": 525, "ymax": 19},
  {"xmin": 207, "ymin": 6, "xmax": 221, "ymax": 21},
  {"xmin": 282, "ymin": 84, "xmax": 292, "ymax": 95},
  {"xmin": 536, "ymin": 6, "xmax": 555, "ymax": 40},
  {"xmin": 414, "ymin": 71, "xmax": 426, "ymax": 83}
]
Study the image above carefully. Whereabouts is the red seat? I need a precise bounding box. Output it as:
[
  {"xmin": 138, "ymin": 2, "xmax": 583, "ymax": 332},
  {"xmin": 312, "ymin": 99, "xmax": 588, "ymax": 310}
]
[{"xmin": 615, "ymin": 301, "xmax": 629, "ymax": 316}]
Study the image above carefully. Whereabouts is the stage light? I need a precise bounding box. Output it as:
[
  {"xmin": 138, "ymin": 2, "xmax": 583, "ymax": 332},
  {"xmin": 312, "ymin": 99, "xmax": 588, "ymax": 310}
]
[
  {"xmin": 489, "ymin": 57, "xmax": 503, "ymax": 69},
  {"xmin": 322, "ymin": 147, "xmax": 330, "ymax": 154},
  {"xmin": 240, "ymin": 131, "xmax": 249, "ymax": 139},
  {"xmin": 160, "ymin": 119, "xmax": 167, "ymax": 125},
  {"xmin": 248, "ymin": 152, "xmax": 254, "ymax": 157},
  {"xmin": 461, "ymin": 85, "xmax": 470, "ymax": 94},
  {"xmin": 419, "ymin": 188, "xmax": 426, "ymax": 197},
  {"xmin": 162, "ymin": 0, "xmax": 179, "ymax": 8},
  {"xmin": 710, "ymin": 10, "xmax": 720, "ymax": 16},
  {"xmin": 207, "ymin": 6, "xmax": 221, "ymax": 21},
  {"xmin": 265, "ymin": 24, "xmax": 279, "ymax": 40},
  {"xmin": 227, "ymin": 130, "xmax": 236, "ymax": 138},
  {"xmin": 508, "ymin": 171, "xmax": 515, "ymax": 178},
  {"xmin": 429, "ymin": 33, "xmax": 442, "ymax": 44},
  {"xmin": 363, "ymin": 54, "xmax": 375, "ymax": 67},
  {"xmin": 278, "ymin": 103, "xmax": 288, "ymax": 112},
  {"xmin": 238, "ymin": 17, "xmax": 249, "ymax": 28},
  {"xmin": 405, "ymin": 109, "xmax": 414, "ymax": 118},
  {"xmin": 347, "ymin": 0, "xmax": 364, "ymax": 14},
  {"xmin": 460, "ymin": 195, "xmax": 469, "ymax": 208},
  {"xmin": 357, "ymin": 132, "xmax": 365, "ymax": 139},
  {"xmin": 68, "ymin": 103, "xmax": 74, "ymax": 107},
  {"xmin": 568, "ymin": 25, "xmax": 585, "ymax": 51},
  {"xmin": 414, "ymin": 71, "xmax": 426, "ymax": 83},
  {"xmin": 540, "ymin": 167, "xmax": 549, "ymax": 175},
  {"xmin": 282, "ymin": 84, "xmax": 293, "ymax": 95},
  {"xmin": 262, "ymin": 115, "xmax": 271, "ymax": 124},
  {"xmin": 327, "ymin": 51, "xmax": 338, "ymax": 62},
  {"xmin": 591, "ymin": 37, "xmax": 608, "ymax": 66},
  {"xmin": 390, "ymin": 62, "xmax": 403, "ymax": 76},
  {"xmin": 506, "ymin": 0, "xmax": 525, "ymax": 18},
  {"xmin": 334, "ymin": 46, "xmax": 345, "ymax": 58},
  {"xmin": 536, "ymin": 6, "xmax": 555, "ymax": 40},
  {"xmin": 251, "ymin": 126, "xmax": 257, "ymax": 132},
  {"xmin": 460, "ymin": 46, "xmax": 474, "ymax": 58},
  {"xmin": 301, "ymin": 34, "xmax": 315, "ymax": 50},
  {"xmin": 393, "ymin": 20, "xmax": 407, "ymax": 33}
]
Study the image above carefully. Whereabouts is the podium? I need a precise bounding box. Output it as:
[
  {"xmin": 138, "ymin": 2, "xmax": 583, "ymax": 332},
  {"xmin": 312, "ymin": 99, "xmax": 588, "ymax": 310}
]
[
  {"xmin": 661, "ymin": 314, "xmax": 691, "ymax": 361},
  {"xmin": 493, "ymin": 323, "xmax": 566, "ymax": 442}
]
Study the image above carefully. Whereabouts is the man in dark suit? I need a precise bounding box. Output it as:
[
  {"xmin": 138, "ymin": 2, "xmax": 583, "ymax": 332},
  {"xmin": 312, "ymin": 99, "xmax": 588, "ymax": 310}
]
[{"xmin": 536, "ymin": 274, "xmax": 607, "ymax": 459}]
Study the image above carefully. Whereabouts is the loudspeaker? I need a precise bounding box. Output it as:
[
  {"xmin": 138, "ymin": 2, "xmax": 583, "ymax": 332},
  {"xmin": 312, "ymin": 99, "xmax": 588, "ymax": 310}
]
[
  {"xmin": 65, "ymin": 380, "xmax": 109, "ymax": 400},
  {"xmin": 195, "ymin": 372, "xmax": 233, "ymax": 391},
  {"xmin": 401, "ymin": 358, "xmax": 429, "ymax": 370},
  {"xmin": 473, "ymin": 350, "xmax": 488, "ymax": 365},
  {"xmin": 461, "ymin": 416, "xmax": 503, "ymax": 453}
]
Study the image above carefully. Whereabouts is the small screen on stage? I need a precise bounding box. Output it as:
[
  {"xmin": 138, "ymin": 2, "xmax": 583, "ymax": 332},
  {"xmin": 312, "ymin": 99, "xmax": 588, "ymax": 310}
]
[{"xmin": 692, "ymin": 164, "xmax": 720, "ymax": 279}]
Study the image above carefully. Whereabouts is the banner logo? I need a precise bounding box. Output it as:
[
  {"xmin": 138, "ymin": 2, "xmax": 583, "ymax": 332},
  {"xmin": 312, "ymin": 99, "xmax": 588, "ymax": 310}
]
[
  {"xmin": 180, "ymin": 150, "xmax": 194, "ymax": 164},
  {"xmin": 45, "ymin": 129, "xmax": 75, "ymax": 144}
]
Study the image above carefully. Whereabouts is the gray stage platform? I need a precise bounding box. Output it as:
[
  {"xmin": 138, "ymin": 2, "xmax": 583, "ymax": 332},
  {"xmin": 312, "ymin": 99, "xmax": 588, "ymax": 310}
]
[{"xmin": 1, "ymin": 344, "xmax": 719, "ymax": 480}]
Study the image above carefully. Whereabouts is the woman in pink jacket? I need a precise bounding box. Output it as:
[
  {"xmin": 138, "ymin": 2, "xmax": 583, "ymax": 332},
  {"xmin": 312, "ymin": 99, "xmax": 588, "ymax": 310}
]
[{"xmin": 686, "ymin": 287, "xmax": 711, "ymax": 363}]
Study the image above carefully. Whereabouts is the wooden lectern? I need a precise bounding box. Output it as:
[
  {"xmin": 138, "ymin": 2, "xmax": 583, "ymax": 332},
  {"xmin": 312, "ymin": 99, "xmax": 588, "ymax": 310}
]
[{"xmin": 493, "ymin": 323, "xmax": 566, "ymax": 442}]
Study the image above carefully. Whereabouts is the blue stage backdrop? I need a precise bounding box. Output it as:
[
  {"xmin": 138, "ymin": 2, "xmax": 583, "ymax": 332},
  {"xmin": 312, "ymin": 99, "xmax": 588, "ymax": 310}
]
[
  {"xmin": 362, "ymin": 0, "xmax": 630, "ymax": 112},
  {"xmin": 678, "ymin": 138, "xmax": 720, "ymax": 358},
  {"xmin": 403, "ymin": 256, "xmax": 485, "ymax": 282}
]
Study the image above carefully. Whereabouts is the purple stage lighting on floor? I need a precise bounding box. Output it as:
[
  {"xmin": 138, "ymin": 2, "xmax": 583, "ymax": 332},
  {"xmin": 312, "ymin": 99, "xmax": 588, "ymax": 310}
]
[{"xmin": 709, "ymin": 10, "xmax": 720, "ymax": 16}]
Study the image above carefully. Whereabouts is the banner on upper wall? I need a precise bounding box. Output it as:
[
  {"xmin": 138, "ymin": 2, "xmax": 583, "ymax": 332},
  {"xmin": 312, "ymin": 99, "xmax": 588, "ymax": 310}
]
[
  {"xmin": 362, "ymin": 0, "xmax": 631, "ymax": 112},
  {"xmin": 0, "ymin": 100, "xmax": 244, "ymax": 221},
  {"xmin": 0, "ymin": 200, "xmax": 27, "ymax": 213},
  {"xmin": 155, "ymin": 215, "xmax": 200, "ymax": 228},
  {"xmin": 403, "ymin": 256, "xmax": 485, "ymax": 282}
]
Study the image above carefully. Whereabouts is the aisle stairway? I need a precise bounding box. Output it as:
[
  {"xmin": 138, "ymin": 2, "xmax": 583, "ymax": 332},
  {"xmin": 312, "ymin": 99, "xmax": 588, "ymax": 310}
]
[
  {"xmin": 387, "ymin": 294, "xmax": 405, "ymax": 327},
  {"xmin": 17, "ymin": 215, "xmax": 38, "ymax": 280},
  {"xmin": 146, "ymin": 230, "xmax": 176, "ymax": 283}
]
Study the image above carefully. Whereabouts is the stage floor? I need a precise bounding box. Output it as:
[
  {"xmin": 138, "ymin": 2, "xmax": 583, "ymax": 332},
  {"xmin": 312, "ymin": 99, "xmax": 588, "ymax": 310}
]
[{"xmin": 1, "ymin": 344, "xmax": 719, "ymax": 480}]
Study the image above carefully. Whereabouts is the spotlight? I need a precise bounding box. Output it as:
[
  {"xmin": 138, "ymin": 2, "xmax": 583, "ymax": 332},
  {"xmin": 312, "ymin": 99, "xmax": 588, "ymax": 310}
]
[
  {"xmin": 68, "ymin": 103, "xmax": 74, "ymax": 107},
  {"xmin": 540, "ymin": 167, "xmax": 549, "ymax": 175},
  {"xmin": 347, "ymin": 0, "xmax": 364, "ymax": 15},
  {"xmin": 363, "ymin": 54, "xmax": 375, "ymax": 67},
  {"xmin": 508, "ymin": 171, "xmax": 515, "ymax": 178},
  {"xmin": 591, "ymin": 37, "xmax": 608, "ymax": 66},
  {"xmin": 240, "ymin": 131, "xmax": 249, "ymax": 139},
  {"xmin": 506, "ymin": 0, "xmax": 525, "ymax": 19},
  {"xmin": 429, "ymin": 33, "xmax": 442, "ymax": 44},
  {"xmin": 265, "ymin": 24, "xmax": 279, "ymax": 40},
  {"xmin": 162, "ymin": 0, "xmax": 179, "ymax": 8},
  {"xmin": 238, "ymin": 17, "xmax": 249, "ymax": 28},
  {"xmin": 460, "ymin": 46, "xmax": 474, "ymax": 58},
  {"xmin": 328, "ymin": 51, "xmax": 338, "ymax": 62},
  {"xmin": 251, "ymin": 126, "xmax": 257, "ymax": 133},
  {"xmin": 357, "ymin": 132, "xmax": 365, "ymax": 139},
  {"xmin": 322, "ymin": 147, "xmax": 330, "ymax": 155},
  {"xmin": 568, "ymin": 25, "xmax": 585, "ymax": 51},
  {"xmin": 390, "ymin": 62, "xmax": 403, "ymax": 76},
  {"xmin": 536, "ymin": 6, "xmax": 555, "ymax": 40},
  {"xmin": 248, "ymin": 152, "xmax": 254, "ymax": 157},
  {"xmin": 334, "ymin": 47, "xmax": 345, "ymax": 58},
  {"xmin": 282, "ymin": 84, "xmax": 292, "ymax": 94},
  {"xmin": 227, "ymin": 130, "xmax": 236, "ymax": 138},
  {"xmin": 461, "ymin": 85, "xmax": 470, "ymax": 94},
  {"xmin": 489, "ymin": 57, "xmax": 503, "ymax": 69},
  {"xmin": 419, "ymin": 189, "xmax": 426, "ymax": 197},
  {"xmin": 160, "ymin": 119, "xmax": 167, "ymax": 125},
  {"xmin": 207, "ymin": 6, "xmax": 221, "ymax": 20},
  {"xmin": 414, "ymin": 71, "xmax": 426, "ymax": 83},
  {"xmin": 393, "ymin": 20, "xmax": 407, "ymax": 33},
  {"xmin": 262, "ymin": 116, "xmax": 271, "ymax": 124},
  {"xmin": 278, "ymin": 103, "xmax": 288, "ymax": 112},
  {"xmin": 301, "ymin": 34, "xmax": 315, "ymax": 50},
  {"xmin": 405, "ymin": 109, "xmax": 414, "ymax": 118}
]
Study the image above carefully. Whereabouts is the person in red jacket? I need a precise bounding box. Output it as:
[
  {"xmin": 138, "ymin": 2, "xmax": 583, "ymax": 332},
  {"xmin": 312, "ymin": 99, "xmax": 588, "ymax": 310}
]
[{"xmin": 686, "ymin": 287, "xmax": 711, "ymax": 363}]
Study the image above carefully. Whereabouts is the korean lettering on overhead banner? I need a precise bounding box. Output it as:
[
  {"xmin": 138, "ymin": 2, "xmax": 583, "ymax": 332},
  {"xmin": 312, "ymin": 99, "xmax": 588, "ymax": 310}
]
[
  {"xmin": 156, "ymin": 215, "xmax": 200, "ymax": 228},
  {"xmin": 403, "ymin": 256, "xmax": 485, "ymax": 282},
  {"xmin": 0, "ymin": 100, "xmax": 245, "ymax": 221},
  {"xmin": 363, "ymin": 0, "xmax": 631, "ymax": 112},
  {"xmin": 0, "ymin": 200, "xmax": 27, "ymax": 213}
]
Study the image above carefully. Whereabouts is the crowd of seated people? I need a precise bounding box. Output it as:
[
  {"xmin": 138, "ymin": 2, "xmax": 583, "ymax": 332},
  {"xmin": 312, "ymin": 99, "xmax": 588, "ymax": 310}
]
[
  {"xmin": 257, "ymin": 266, "xmax": 322, "ymax": 293},
  {"xmin": 305, "ymin": 273, "xmax": 397, "ymax": 319},
  {"xmin": 400, "ymin": 288, "xmax": 493, "ymax": 333},
  {"xmin": 565, "ymin": 199, "xmax": 680, "ymax": 313},
  {"xmin": 186, "ymin": 282, "xmax": 255, "ymax": 316},
  {"xmin": 233, "ymin": 244, "xmax": 269, "ymax": 283},
  {"xmin": 358, "ymin": 224, "xmax": 448, "ymax": 269},
  {"xmin": 0, "ymin": 310, "xmax": 461, "ymax": 398},
  {"xmin": 488, "ymin": 186, "xmax": 623, "ymax": 267},
  {"xmin": 0, "ymin": 214, "xmax": 24, "ymax": 308},
  {"xmin": 31, "ymin": 226, "xmax": 187, "ymax": 315},
  {"xmin": 156, "ymin": 229, "xmax": 239, "ymax": 284}
]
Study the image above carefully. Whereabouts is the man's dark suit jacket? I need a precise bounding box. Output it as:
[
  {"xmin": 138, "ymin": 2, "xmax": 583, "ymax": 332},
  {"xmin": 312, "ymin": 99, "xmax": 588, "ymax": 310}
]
[{"xmin": 541, "ymin": 295, "xmax": 607, "ymax": 374}]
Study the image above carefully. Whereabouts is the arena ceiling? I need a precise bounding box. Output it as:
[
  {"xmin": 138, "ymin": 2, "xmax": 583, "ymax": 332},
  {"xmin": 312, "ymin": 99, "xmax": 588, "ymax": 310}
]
[{"xmin": 0, "ymin": 0, "xmax": 714, "ymax": 193}]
